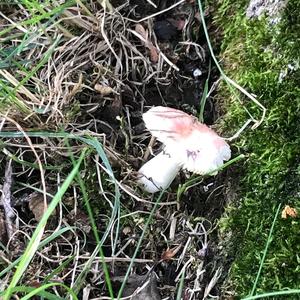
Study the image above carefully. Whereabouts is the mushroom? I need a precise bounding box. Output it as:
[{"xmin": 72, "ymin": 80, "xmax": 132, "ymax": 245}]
[
  {"xmin": 137, "ymin": 106, "xmax": 231, "ymax": 193},
  {"xmin": 137, "ymin": 151, "xmax": 182, "ymax": 193}
]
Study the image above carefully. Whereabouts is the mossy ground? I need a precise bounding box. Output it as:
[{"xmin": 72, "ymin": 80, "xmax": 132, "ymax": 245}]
[
  {"xmin": 211, "ymin": 0, "xmax": 300, "ymax": 297},
  {"xmin": 1, "ymin": 0, "xmax": 300, "ymax": 298}
]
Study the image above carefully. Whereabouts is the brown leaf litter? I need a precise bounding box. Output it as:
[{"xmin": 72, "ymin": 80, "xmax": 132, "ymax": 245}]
[
  {"xmin": 0, "ymin": 0, "xmax": 230, "ymax": 298},
  {"xmin": 28, "ymin": 192, "xmax": 54, "ymax": 222}
]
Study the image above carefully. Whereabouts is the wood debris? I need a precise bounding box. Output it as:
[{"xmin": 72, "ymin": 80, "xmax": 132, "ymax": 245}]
[{"xmin": 0, "ymin": 160, "xmax": 15, "ymax": 239}]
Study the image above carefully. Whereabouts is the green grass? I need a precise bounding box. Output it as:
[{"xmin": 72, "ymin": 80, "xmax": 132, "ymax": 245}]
[
  {"xmin": 0, "ymin": 131, "xmax": 117, "ymax": 298},
  {"xmin": 0, "ymin": 1, "xmax": 171, "ymax": 299},
  {"xmin": 3, "ymin": 147, "xmax": 87, "ymax": 300},
  {"xmin": 0, "ymin": 0, "xmax": 74, "ymax": 116},
  {"xmin": 0, "ymin": 129, "xmax": 167, "ymax": 299},
  {"xmin": 209, "ymin": 0, "xmax": 300, "ymax": 297},
  {"xmin": 2, "ymin": 0, "xmax": 299, "ymax": 298}
]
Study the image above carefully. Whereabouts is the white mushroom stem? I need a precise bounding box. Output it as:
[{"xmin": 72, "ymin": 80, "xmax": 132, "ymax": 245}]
[
  {"xmin": 137, "ymin": 151, "xmax": 181, "ymax": 193},
  {"xmin": 137, "ymin": 106, "xmax": 232, "ymax": 193}
]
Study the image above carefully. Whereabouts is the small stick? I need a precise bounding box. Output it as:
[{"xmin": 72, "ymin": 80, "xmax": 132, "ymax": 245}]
[
  {"xmin": 226, "ymin": 119, "xmax": 253, "ymax": 141},
  {"xmin": 126, "ymin": 0, "xmax": 185, "ymax": 23},
  {"xmin": 143, "ymin": 136, "xmax": 156, "ymax": 160},
  {"xmin": 1, "ymin": 115, "xmax": 47, "ymax": 213},
  {"xmin": 146, "ymin": 0, "xmax": 157, "ymax": 8},
  {"xmin": 94, "ymin": 159, "xmax": 177, "ymax": 205},
  {"xmin": 1, "ymin": 160, "xmax": 14, "ymax": 239}
]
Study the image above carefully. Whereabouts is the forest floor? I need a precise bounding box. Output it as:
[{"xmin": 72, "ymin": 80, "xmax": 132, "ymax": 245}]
[{"xmin": 0, "ymin": 0, "xmax": 299, "ymax": 299}]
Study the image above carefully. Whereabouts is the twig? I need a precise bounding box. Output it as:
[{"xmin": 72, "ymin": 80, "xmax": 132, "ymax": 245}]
[
  {"xmin": 0, "ymin": 115, "xmax": 47, "ymax": 214},
  {"xmin": 126, "ymin": 0, "xmax": 185, "ymax": 23},
  {"xmin": 226, "ymin": 119, "xmax": 253, "ymax": 141},
  {"xmin": 94, "ymin": 158, "xmax": 178, "ymax": 206},
  {"xmin": 202, "ymin": 267, "xmax": 222, "ymax": 299},
  {"xmin": 1, "ymin": 160, "xmax": 14, "ymax": 239},
  {"xmin": 146, "ymin": 0, "xmax": 157, "ymax": 8},
  {"xmin": 143, "ymin": 136, "xmax": 156, "ymax": 160},
  {"xmin": 69, "ymin": 255, "xmax": 154, "ymax": 263}
]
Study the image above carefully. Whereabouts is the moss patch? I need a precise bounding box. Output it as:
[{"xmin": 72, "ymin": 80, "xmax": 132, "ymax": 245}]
[{"xmin": 211, "ymin": 0, "xmax": 300, "ymax": 297}]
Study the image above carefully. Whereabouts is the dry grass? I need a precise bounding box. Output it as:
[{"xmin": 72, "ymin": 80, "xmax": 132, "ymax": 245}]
[{"xmin": 0, "ymin": 1, "xmax": 232, "ymax": 299}]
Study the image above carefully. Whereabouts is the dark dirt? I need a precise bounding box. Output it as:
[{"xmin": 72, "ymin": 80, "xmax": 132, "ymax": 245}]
[
  {"xmin": 98, "ymin": 1, "xmax": 230, "ymax": 297},
  {"xmin": 0, "ymin": 1, "xmax": 233, "ymax": 299}
]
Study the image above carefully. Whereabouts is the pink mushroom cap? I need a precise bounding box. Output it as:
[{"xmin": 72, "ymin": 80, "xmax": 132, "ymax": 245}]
[{"xmin": 143, "ymin": 106, "xmax": 231, "ymax": 175}]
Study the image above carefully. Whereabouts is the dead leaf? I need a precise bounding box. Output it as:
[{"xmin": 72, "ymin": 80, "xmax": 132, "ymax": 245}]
[
  {"xmin": 161, "ymin": 244, "xmax": 181, "ymax": 261},
  {"xmin": 134, "ymin": 24, "xmax": 159, "ymax": 63},
  {"xmin": 122, "ymin": 226, "xmax": 132, "ymax": 235},
  {"xmin": 135, "ymin": 24, "xmax": 148, "ymax": 40},
  {"xmin": 1, "ymin": 160, "xmax": 14, "ymax": 238},
  {"xmin": 0, "ymin": 210, "xmax": 7, "ymax": 243},
  {"xmin": 28, "ymin": 192, "xmax": 53, "ymax": 221},
  {"xmin": 281, "ymin": 205, "xmax": 298, "ymax": 219},
  {"xmin": 66, "ymin": 209, "xmax": 91, "ymax": 233},
  {"xmin": 29, "ymin": 280, "xmax": 41, "ymax": 288},
  {"xmin": 149, "ymin": 46, "xmax": 159, "ymax": 63},
  {"xmin": 94, "ymin": 83, "xmax": 114, "ymax": 95}
]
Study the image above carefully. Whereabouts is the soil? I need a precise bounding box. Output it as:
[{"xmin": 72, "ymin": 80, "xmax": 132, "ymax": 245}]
[{"xmin": 0, "ymin": 1, "xmax": 233, "ymax": 299}]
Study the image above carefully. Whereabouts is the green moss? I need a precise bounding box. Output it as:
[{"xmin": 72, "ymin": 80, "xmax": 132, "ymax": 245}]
[{"xmin": 211, "ymin": 0, "xmax": 300, "ymax": 297}]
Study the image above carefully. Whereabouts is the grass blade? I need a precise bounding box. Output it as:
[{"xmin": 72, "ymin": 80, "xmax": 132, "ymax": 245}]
[
  {"xmin": 243, "ymin": 289, "xmax": 300, "ymax": 300},
  {"xmin": 199, "ymin": 60, "xmax": 211, "ymax": 122},
  {"xmin": 197, "ymin": 0, "xmax": 266, "ymax": 128},
  {"xmin": 3, "ymin": 148, "xmax": 87, "ymax": 299},
  {"xmin": 0, "ymin": 226, "xmax": 76, "ymax": 278},
  {"xmin": 20, "ymin": 282, "xmax": 78, "ymax": 300},
  {"xmin": 249, "ymin": 204, "xmax": 282, "ymax": 296},
  {"xmin": 176, "ymin": 268, "xmax": 186, "ymax": 300},
  {"xmin": 0, "ymin": 286, "xmax": 64, "ymax": 300},
  {"xmin": 67, "ymin": 143, "xmax": 114, "ymax": 299},
  {"xmin": 117, "ymin": 190, "xmax": 165, "ymax": 299}
]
